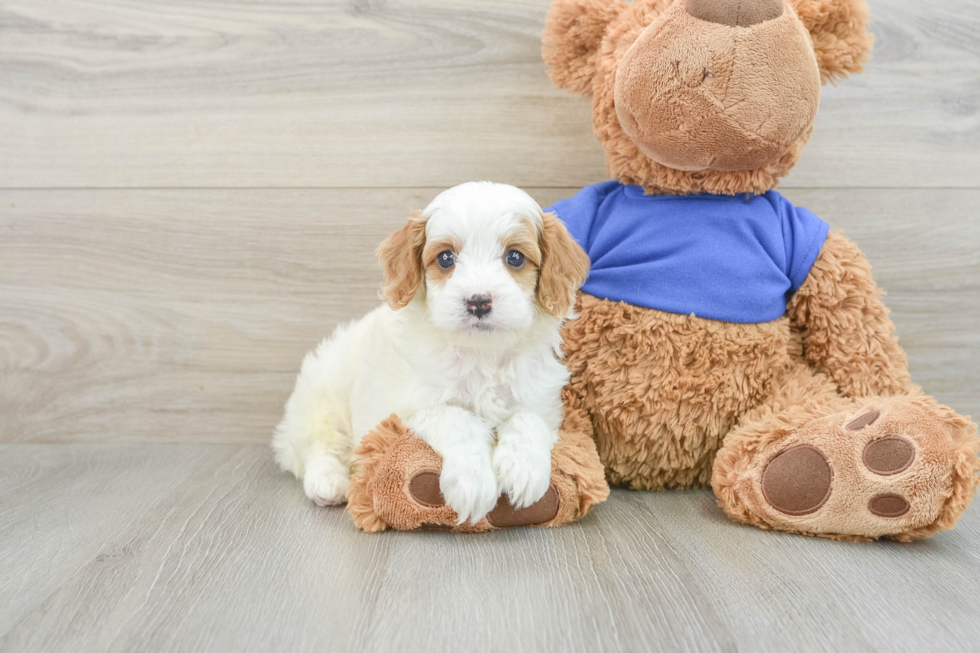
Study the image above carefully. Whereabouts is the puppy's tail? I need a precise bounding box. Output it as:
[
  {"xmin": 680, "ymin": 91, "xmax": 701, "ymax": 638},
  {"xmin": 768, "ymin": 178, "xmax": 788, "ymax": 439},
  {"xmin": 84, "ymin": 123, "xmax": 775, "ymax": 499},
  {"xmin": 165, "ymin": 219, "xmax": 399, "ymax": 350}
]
[
  {"xmin": 271, "ymin": 331, "xmax": 355, "ymax": 478},
  {"xmin": 271, "ymin": 416, "xmax": 307, "ymax": 478}
]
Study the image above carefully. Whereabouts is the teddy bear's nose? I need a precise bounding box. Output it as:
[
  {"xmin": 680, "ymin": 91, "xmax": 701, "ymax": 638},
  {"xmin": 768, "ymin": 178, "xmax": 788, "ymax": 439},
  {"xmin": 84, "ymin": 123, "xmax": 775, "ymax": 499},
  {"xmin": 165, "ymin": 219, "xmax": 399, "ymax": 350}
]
[{"xmin": 685, "ymin": 0, "xmax": 784, "ymax": 27}]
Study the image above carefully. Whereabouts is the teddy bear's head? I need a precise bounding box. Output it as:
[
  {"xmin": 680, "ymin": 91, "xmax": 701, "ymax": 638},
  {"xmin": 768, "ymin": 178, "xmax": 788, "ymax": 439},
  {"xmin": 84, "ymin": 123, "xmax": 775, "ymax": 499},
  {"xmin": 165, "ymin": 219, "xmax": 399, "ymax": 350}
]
[{"xmin": 543, "ymin": 0, "xmax": 874, "ymax": 194}]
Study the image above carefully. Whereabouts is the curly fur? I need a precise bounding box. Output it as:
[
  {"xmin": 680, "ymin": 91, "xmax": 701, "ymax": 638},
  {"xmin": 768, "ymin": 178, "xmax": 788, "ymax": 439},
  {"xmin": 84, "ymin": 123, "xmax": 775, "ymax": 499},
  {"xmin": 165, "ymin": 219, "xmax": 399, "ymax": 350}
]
[
  {"xmin": 788, "ymin": 0, "xmax": 874, "ymax": 83},
  {"xmin": 562, "ymin": 233, "xmax": 979, "ymax": 540},
  {"xmin": 543, "ymin": 0, "xmax": 628, "ymax": 95},
  {"xmin": 562, "ymin": 292, "xmax": 798, "ymax": 490},
  {"xmin": 788, "ymin": 230, "xmax": 913, "ymax": 398}
]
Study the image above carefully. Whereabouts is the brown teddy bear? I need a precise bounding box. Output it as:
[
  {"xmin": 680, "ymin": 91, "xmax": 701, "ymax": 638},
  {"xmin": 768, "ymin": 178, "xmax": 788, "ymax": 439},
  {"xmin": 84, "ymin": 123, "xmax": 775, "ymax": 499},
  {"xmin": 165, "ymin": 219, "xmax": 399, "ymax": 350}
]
[
  {"xmin": 539, "ymin": 0, "xmax": 980, "ymax": 540},
  {"xmin": 347, "ymin": 0, "xmax": 980, "ymax": 540}
]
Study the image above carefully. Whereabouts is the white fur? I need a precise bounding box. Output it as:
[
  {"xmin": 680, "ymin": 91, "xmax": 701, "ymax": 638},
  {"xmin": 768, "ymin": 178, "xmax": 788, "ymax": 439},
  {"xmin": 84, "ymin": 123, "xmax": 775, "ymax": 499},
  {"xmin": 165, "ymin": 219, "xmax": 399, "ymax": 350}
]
[{"xmin": 272, "ymin": 182, "xmax": 573, "ymax": 524}]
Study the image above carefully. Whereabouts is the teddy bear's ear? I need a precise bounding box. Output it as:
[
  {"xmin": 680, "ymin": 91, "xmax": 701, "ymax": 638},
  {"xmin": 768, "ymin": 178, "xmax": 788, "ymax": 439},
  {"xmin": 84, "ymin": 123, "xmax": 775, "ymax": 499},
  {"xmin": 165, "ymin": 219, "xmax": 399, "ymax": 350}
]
[
  {"xmin": 787, "ymin": 0, "xmax": 874, "ymax": 84},
  {"xmin": 543, "ymin": 0, "xmax": 628, "ymax": 95}
]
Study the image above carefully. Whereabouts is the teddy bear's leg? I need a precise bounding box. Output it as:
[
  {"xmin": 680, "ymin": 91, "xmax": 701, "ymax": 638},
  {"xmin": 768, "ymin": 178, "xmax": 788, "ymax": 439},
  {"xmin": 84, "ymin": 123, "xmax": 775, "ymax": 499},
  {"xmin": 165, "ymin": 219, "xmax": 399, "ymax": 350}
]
[
  {"xmin": 346, "ymin": 410, "xmax": 609, "ymax": 533},
  {"xmin": 712, "ymin": 365, "xmax": 980, "ymax": 541}
]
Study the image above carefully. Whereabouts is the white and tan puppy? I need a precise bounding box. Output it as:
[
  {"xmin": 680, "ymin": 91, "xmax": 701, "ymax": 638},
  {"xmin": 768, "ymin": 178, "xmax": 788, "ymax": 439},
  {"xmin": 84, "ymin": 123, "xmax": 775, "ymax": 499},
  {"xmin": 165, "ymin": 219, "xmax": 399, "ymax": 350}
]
[{"xmin": 272, "ymin": 182, "xmax": 590, "ymax": 524}]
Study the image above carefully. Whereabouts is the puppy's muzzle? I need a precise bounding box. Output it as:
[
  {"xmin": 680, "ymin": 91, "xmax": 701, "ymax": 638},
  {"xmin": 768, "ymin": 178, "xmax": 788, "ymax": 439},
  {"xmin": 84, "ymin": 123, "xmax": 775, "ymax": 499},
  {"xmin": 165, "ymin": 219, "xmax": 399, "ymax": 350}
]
[{"xmin": 465, "ymin": 294, "xmax": 493, "ymax": 319}]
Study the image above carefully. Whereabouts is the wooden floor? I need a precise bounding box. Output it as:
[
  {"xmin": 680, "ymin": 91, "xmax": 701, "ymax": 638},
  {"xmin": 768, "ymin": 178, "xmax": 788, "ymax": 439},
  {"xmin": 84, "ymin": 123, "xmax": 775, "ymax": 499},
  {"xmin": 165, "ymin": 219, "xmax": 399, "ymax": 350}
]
[
  {"xmin": 1, "ymin": 444, "xmax": 979, "ymax": 653},
  {"xmin": 1, "ymin": 0, "xmax": 979, "ymax": 651}
]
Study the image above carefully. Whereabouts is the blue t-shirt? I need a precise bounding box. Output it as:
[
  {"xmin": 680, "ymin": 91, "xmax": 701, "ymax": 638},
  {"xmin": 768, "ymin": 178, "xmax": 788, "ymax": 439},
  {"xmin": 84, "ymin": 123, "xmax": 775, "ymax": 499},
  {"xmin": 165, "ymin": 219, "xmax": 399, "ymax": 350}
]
[{"xmin": 544, "ymin": 181, "xmax": 829, "ymax": 323}]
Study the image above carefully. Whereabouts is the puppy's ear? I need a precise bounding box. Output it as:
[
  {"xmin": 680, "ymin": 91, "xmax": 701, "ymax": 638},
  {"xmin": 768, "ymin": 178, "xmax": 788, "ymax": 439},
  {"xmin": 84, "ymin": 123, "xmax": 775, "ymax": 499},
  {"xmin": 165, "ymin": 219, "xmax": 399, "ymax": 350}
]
[
  {"xmin": 377, "ymin": 210, "xmax": 427, "ymax": 310},
  {"xmin": 537, "ymin": 212, "xmax": 590, "ymax": 318}
]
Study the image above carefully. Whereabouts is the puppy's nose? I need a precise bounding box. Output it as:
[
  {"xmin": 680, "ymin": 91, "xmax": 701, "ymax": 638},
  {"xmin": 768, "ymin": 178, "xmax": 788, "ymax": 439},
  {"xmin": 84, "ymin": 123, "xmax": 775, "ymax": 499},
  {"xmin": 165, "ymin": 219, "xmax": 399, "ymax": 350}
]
[{"xmin": 465, "ymin": 294, "xmax": 493, "ymax": 319}]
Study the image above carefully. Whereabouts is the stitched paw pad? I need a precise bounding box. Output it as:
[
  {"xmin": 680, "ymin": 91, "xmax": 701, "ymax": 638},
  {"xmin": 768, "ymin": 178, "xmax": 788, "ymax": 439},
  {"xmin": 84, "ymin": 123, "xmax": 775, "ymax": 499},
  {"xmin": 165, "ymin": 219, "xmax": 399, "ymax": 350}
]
[{"xmin": 751, "ymin": 398, "xmax": 963, "ymax": 538}]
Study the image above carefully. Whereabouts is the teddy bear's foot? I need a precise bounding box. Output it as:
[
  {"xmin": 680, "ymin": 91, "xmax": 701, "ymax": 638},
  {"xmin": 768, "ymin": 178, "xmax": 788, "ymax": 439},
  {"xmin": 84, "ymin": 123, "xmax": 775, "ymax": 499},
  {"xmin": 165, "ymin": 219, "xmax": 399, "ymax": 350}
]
[
  {"xmin": 346, "ymin": 411, "xmax": 609, "ymax": 533},
  {"xmin": 713, "ymin": 394, "xmax": 980, "ymax": 541}
]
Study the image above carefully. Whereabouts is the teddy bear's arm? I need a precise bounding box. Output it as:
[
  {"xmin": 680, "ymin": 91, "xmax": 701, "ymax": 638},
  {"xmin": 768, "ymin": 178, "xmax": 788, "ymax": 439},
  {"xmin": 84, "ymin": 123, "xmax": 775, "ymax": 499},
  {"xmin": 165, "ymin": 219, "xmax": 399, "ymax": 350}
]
[{"xmin": 787, "ymin": 230, "xmax": 914, "ymax": 398}]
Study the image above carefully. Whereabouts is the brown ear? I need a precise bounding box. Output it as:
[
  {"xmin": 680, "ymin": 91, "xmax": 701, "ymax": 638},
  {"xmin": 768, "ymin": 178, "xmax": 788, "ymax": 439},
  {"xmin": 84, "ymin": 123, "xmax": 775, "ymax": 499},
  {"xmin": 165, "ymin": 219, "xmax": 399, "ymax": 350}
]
[
  {"xmin": 787, "ymin": 0, "xmax": 874, "ymax": 83},
  {"xmin": 376, "ymin": 211, "xmax": 427, "ymax": 310},
  {"xmin": 543, "ymin": 0, "xmax": 627, "ymax": 95},
  {"xmin": 537, "ymin": 212, "xmax": 590, "ymax": 317}
]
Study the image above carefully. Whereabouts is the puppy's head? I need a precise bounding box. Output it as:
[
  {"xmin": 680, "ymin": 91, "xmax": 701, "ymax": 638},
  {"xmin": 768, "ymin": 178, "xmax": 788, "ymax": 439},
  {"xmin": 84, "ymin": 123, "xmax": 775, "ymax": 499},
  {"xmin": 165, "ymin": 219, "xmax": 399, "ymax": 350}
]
[{"xmin": 377, "ymin": 182, "xmax": 590, "ymax": 339}]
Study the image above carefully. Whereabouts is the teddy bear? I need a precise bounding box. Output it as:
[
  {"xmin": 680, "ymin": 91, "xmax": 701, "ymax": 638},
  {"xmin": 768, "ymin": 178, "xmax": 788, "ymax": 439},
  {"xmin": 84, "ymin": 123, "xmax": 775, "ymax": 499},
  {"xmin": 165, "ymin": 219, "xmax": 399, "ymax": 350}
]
[
  {"xmin": 538, "ymin": 0, "xmax": 980, "ymax": 540},
  {"xmin": 345, "ymin": 0, "xmax": 980, "ymax": 540}
]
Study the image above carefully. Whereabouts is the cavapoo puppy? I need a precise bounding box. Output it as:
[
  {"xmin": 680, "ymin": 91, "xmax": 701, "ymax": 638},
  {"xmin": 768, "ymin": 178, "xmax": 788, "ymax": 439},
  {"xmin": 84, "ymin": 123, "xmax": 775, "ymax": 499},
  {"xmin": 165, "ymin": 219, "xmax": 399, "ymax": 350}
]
[{"xmin": 272, "ymin": 182, "xmax": 590, "ymax": 524}]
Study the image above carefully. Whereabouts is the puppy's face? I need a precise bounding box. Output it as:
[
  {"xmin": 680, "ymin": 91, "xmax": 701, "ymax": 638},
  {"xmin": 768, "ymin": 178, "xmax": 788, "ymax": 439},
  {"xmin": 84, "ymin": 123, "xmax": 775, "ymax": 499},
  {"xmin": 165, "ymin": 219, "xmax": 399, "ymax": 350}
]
[{"xmin": 377, "ymin": 182, "xmax": 590, "ymax": 339}]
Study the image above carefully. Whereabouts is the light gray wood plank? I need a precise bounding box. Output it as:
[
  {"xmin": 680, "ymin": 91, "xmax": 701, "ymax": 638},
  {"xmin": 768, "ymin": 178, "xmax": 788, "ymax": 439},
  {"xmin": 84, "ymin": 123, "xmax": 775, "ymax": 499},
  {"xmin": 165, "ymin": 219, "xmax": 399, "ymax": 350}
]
[
  {"xmin": 0, "ymin": 188, "xmax": 438, "ymax": 444},
  {"xmin": 0, "ymin": 0, "xmax": 977, "ymax": 189},
  {"xmin": 349, "ymin": 491, "xmax": 738, "ymax": 653},
  {"xmin": 0, "ymin": 444, "xmax": 380, "ymax": 652},
  {"xmin": 0, "ymin": 444, "xmax": 243, "ymax": 636},
  {"xmin": 1, "ymin": 188, "xmax": 976, "ymax": 444},
  {"xmin": 619, "ymin": 488, "xmax": 980, "ymax": 652},
  {"xmin": 1, "ymin": 444, "xmax": 978, "ymax": 652}
]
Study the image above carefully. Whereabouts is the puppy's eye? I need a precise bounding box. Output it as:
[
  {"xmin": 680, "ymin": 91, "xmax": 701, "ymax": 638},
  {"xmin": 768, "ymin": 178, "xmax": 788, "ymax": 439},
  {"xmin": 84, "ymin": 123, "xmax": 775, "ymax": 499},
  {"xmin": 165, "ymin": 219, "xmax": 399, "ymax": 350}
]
[
  {"xmin": 505, "ymin": 250, "xmax": 525, "ymax": 268},
  {"xmin": 436, "ymin": 250, "xmax": 455, "ymax": 269}
]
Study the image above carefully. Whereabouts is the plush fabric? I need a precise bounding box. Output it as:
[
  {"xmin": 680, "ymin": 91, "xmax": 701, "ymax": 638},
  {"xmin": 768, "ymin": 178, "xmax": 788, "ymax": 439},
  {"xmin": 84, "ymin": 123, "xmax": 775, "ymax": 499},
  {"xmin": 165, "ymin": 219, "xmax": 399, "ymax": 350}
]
[
  {"xmin": 686, "ymin": 0, "xmax": 784, "ymax": 27},
  {"xmin": 347, "ymin": 412, "xmax": 609, "ymax": 532},
  {"xmin": 542, "ymin": 0, "xmax": 980, "ymax": 541},
  {"xmin": 713, "ymin": 386, "xmax": 980, "ymax": 542},
  {"xmin": 545, "ymin": 181, "xmax": 829, "ymax": 322},
  {"xmin": 613, "ymin": 0, "xmax": 821, "ymax": 173},
  {"xmin": 543, "ymin": 0, "xmax": 871, "ymax": 195}
]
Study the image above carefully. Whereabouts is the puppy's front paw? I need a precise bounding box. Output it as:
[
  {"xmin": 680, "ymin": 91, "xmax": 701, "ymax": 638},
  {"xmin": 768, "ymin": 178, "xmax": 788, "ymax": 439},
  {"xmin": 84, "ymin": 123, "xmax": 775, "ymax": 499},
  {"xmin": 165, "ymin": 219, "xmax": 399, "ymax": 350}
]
[
  {"xmin": 493, "ymin": 440, "xmax": 552, "ymax": 509},
  {"xmin": 303, "ymin": 458, "xmax": 350, "ymax": 507},
  {"xmin": 439, "ymin": 457, "xmax": 499, "ymax": 525}
]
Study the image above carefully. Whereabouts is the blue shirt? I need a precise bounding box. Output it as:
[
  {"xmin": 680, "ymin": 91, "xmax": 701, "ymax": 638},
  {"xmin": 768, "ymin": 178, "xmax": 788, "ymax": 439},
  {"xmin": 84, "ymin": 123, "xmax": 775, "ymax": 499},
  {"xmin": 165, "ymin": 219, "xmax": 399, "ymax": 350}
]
[{"xmin": 544, "ymin": 181, "xmax": 829, "ymax": 323}]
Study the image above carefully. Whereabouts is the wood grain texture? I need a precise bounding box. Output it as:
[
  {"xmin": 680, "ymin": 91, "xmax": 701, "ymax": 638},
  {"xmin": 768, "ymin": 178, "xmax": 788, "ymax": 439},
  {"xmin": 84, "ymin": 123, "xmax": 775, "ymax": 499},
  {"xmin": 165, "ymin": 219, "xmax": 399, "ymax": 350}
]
[
  {"xmin": 0, "ymin": 445, "xmax": 242, "ymax": 636},
  {"xmin": 1, "ymin": 0, "xmax": 978, "ymax": 189},
  {"xmin": 2, "ymin": 0, "xmax": 978, "ymax": 649},
  {"xmin": 2, "ymin": 188, "xmax": 977, "ymax": 444},
  {"xmin": 1, "ymin": 444, "xmax": 978, "ymax": 653}
]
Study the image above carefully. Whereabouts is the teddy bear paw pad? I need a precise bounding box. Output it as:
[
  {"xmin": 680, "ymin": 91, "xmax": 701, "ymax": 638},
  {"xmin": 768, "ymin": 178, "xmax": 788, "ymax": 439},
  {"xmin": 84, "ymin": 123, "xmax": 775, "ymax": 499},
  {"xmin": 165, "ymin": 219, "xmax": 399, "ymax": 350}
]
[
  {"xmin": 486, "ymin": 485, "xmax": 560, "ymax": 528},
  {"xmin": 747, "ymin": 398, "xmax": 968, "ymax": 538},
  {"xmin": 862, "ymin": 435, "xmax": 915, "ymax": 476},
  {"xmin": 868, "ymin": 493, "xmax": 910, "ymax": 518},
  {"xmin": 408, "ymin": 470, "xmax": 446, "ymax": 507},
  {"xmin": 760, "ymin": 445, "xmax": 832, "ymax": 516}
]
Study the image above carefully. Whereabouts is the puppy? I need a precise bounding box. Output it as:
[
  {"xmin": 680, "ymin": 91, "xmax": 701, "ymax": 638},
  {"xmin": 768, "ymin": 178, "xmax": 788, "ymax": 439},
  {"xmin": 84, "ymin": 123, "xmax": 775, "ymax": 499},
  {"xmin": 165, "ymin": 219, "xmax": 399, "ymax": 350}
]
[{"xmin": 272, "ymin": 182, "xmax": 590, "ymax": 524}]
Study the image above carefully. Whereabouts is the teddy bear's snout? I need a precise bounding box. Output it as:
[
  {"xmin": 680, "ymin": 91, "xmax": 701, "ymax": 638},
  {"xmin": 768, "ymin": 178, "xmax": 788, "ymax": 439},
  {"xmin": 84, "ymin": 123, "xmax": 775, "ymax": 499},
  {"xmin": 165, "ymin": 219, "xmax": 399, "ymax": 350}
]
[
  {"xmin": 673, "ymin": 60, "xmax": 714, "ymax": 88},
  {"xmin": 613, "ymin": 0, "xmax": 820, "ymax": 173},
  {"xmin": 685, "ymin": 0, "xmax": 784, "ymax": 28}
]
